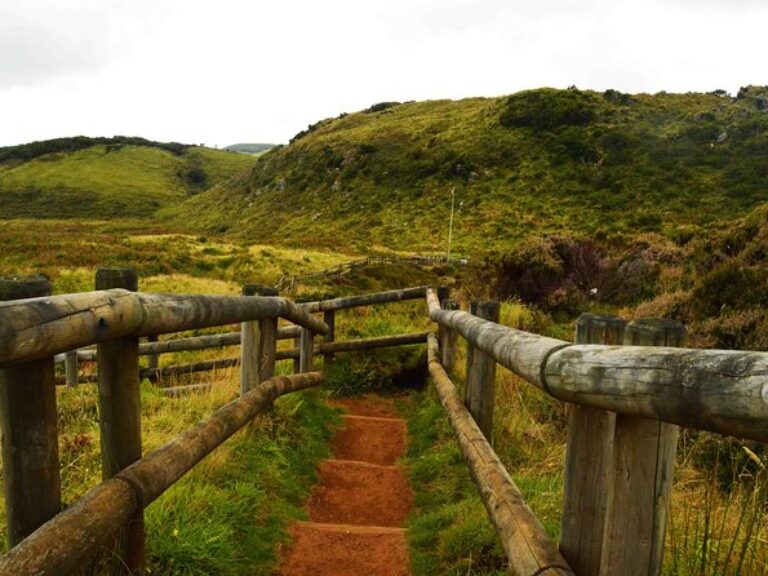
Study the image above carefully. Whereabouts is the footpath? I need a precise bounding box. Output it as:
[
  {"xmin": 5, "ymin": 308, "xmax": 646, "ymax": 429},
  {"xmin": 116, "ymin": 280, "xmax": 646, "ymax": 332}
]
[{"xmin": 277, "ymin": 395, "xmax": 413, "ymax": 576}]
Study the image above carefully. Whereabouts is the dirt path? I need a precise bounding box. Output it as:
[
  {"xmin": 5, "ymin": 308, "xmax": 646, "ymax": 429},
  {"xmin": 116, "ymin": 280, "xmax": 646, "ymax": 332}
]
[{"xmin": 277, "ymin": 396, "xmax": 413, "ymax": 576}]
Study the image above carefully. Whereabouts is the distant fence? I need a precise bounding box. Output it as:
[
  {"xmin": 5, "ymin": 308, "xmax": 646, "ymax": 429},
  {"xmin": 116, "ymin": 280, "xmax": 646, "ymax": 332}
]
[
  {"xmin": 426, "ymin": 288, "xmax": 768, "ymax": 576},
  {"xmin": 275, "ymin": 255, "xmax": 467, "ymax": 291},
  {"xmin": 0, "ymin": 271, "xmax": 429, "ymax": 576}
]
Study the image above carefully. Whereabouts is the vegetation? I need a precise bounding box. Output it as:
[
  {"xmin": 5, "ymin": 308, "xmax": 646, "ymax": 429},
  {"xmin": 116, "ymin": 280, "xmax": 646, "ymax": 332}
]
[
  {"xmin": 0, "ymin": 138, "xmax": 256, "ymax": 219},
  {"xmin": 3, "ymin": 86, "xmax": 768, "ymax": 573},
  {"xmin": 224, "ymin": 143, "xmax": 278, "ymax": 155},
  {"xmin": 175, "ymin": 86, "xmax": 768, "ymax": 254}
]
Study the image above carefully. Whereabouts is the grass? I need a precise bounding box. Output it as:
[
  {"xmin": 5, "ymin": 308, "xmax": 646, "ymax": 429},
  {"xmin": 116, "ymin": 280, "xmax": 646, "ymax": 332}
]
[
  {"xmin": 0, "ymin": 141, "xmax": 256, "ymax": 219},
  {"xmin": 175, "ymin": 87, "xmax": 768, "ymax": 254},
  {"xmin": 0, "ymin": 365, "xmax": 341, "ymax": 574},
  {"xmin": 0, "ymin": 219, "xmax": 356, "ymax": 293}
]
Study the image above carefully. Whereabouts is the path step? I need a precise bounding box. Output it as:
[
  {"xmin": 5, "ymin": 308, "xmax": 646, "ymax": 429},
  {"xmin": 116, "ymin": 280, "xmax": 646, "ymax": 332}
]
[
  {"xmin": 331, "ymin": 415, "xmax": 407, "ymax": 465},
  {"xmin": 328, "ymin": 397, "xmax": 402, "ymax": 418},
  {"xmin": 308, "ymin": 460, "xmax": 413, "ymax": 527},
  {"xmin": 279, "ymin": 521, "xmax": 410, "ymax": 576}
]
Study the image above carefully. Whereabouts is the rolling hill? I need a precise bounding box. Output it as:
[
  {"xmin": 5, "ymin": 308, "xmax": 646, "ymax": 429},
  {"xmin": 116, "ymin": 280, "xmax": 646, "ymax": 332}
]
[
  {"xmin": 0, "ymin": 136, "xmax": 257, "ymax": 219},
  {"xmin": 174, "ymin": 86, "xmax": 768, "ymax": 254},
  {"xmin": 224, "ymin": 143, "xmax": 278, "ymax": 155}
]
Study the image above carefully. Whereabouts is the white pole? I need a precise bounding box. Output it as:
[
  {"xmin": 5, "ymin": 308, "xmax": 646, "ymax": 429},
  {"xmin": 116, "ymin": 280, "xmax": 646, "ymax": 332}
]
[{"xmin": 447, "ymin": 187, "xmax": 455, "ymax": 260}]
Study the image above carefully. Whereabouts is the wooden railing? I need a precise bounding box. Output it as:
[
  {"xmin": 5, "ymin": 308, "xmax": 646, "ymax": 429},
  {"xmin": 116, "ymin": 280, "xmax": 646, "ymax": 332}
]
[
  {"xmin": 55, "ymin": 286, "xmax": 431, "ymax": 389},
  {"xmin": 425, "ymin": 288, "xmax": 768, "ymax": 576},
  {"xmin": 0, "ymin": 272, "xmax": 429, "ymax": 576},
  {"xmin": 275, "ymin": 255, "xmax": 466, "ymax": 291}
]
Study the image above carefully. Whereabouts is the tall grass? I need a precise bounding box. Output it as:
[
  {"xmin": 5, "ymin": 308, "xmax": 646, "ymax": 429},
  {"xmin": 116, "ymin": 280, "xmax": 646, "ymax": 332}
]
[{"xmin": 0, "ymin": 367, "xmax": 341, "ymax": 574}]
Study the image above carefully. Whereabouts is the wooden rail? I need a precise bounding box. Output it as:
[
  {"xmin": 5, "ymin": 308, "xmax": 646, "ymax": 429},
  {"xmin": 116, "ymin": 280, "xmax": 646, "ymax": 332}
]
[
  {"xmin": 0, "ymin": 291, "xmax": 326, "ymax": 368},
  {"xmin": 275, "ymin": 255, "xmax": 465, "ymax": 291},
  {"xmin": 426, "ymin": 289, "xmax": 768, "ymax": 444},
  {"xmin": 134, "ymin": 332, "xmax": 430, "ymax": 383},
  {"xmin": 427, "ymin": 288, "xmax": 768, "ymax": 576},
  {"xmin": 0, "ymin": 276, "xmax": 434, "ymax": 576},
  {"xmin": 427, "ymin": 333, "xmax": 574, "ymax": 575},
  {"xmin": 0, "ymin": 372, "xmax": 324, "ymax": 576}
]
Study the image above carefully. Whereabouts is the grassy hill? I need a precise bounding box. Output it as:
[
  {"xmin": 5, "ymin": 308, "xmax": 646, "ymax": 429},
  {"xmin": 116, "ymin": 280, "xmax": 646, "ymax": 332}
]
[
  {"xmin": 225, "ymin": 143, "xmax": 278, "ymax": 155},
  {"xmin": 0, "ymin": 137, "xmax": 257, "ymax": 218},
  {"xmin": 175, "ymin": 86, "xmax": 768, "ymax": 253}
]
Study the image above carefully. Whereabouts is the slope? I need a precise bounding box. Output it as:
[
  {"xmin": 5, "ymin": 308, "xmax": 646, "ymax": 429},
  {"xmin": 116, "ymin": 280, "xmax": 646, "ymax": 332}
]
[
  {"xmin": 0, "ymin": 137, "xmax": 257, "ymax": 219},
  {"xmin": 175, "ymin": 87, "xmax": 768, "ymax": 253}
]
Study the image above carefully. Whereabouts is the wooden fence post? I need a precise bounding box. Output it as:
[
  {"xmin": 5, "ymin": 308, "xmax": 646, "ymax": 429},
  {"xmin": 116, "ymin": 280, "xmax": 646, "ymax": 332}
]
[
  {"xmin": 146, "ymin": 335, "xmax": 159, "ymax": 371},
  {"xmin": 600, "ymin": 318, "xmax": 687, "ymax": 576},
  {"xmin": 560, "ymin": 313, "xmax": 625, "ymax": 575},
  {"xmin": 0, "ymin": 277, "xmax": 62, "ymax": 547},
  {"xmin": 64, "ymin": 350, "xmax": 79, "ymax": 387},
  {"xmin": 241, "ymin": 285, "xmax": 278, "ymax": 394},
  {"xmin": 439, "ymin": 299, "xmax": 459, "ymax": 372},
  {"xmin": 299, "ymin": 328, "xmax": 314, "ymax": 373},
  {"xmin": 323, "ymin": 310, "xmax": 336, "ymax": 368},
  {"xmin": 464, "ymin": 301, "xmax": 499, "ymax": 440},
  {"xmin": 94, "ymin": 268, "xmax": 143, "ymax": 574},
  {"xmin": 293, "ymin": 334, "xmax": 302, "ymax": 374}
]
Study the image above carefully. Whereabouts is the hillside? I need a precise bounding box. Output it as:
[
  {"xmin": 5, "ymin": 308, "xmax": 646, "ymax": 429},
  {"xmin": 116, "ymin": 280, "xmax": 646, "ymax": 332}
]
[
  {"xmin": 225, "ymin": 143, "xmax": 278, "ymax": 155},
  {"xmin": 175, "ymin": 87, "xmax": 768, "ymax": 253},
  {"xmin": 0, "ymin": 137, "xmax": 257, "ymax": 219}
]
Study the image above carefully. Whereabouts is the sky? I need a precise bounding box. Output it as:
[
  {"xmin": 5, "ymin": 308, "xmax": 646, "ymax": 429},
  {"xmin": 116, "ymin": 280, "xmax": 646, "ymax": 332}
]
[{"xmin": 1, "ymin": 0, "xmax": 766, "ymax": 148}]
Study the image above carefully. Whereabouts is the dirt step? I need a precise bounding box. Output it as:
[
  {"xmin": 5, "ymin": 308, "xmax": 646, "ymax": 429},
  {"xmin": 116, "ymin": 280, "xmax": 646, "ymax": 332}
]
[
  {"xmin": 308, "ymin": 460, "xmax": 413, "ymax": 527},
  {"xmin": 329, "ymin": 396, "xmax": 402, "ymax": 418},
  {"xmin": 330, "ymin": 415, "xmax": 407, "ymax": 466},
  {"xmin": 279, "ymin": 522, "xmax": 410, "ymax": 576}
]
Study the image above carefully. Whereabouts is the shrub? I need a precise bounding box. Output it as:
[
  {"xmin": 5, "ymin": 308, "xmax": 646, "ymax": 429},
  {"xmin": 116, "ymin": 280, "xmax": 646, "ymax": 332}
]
[
  {"xmin": 499, "ymin": 88, "xmax": 598, "ymax": 131},
  {"xmin": 690, "ymin": 261, "xmax": 768, "ymax": 318}
]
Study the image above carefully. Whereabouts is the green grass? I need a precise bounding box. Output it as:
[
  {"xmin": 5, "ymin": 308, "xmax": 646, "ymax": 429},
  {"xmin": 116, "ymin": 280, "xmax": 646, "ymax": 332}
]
[
  {"xmin": 0, "ymin": 140, "xmax": 256, "ymax": 219},
  {"xmin": 175, "ymin": 87, "xmax": 768, "ymax": 254},
  {"xmin": 0, "ymin": 369, "xmax": 341, "ymax": 575}
]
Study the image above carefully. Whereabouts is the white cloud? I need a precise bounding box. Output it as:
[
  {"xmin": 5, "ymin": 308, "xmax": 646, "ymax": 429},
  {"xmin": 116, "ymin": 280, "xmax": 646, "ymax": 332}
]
[{"xmin": 0, "ymin": 0, "xmax": 766, "ymax": 147}]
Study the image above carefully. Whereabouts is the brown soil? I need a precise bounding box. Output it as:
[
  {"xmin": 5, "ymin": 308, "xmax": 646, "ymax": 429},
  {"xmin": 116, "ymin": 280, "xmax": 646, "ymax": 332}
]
[
  {"xmin": 328, "ymin": 395, "xmax": 403, "ymax": 418},
  {"xmin": 308, "ymin": 460, "xmax": 413, "ymax": 526},
  {"xmin": 330, "ymin": 415, "xmax": 407, "ymax": 465},
  {"xmin": 277, "ymin": 396, "xmax": 413, "ymax": 575},
  {"xmin": 279, "ymin": 523, "xmax": 410, "ymax": 576}
]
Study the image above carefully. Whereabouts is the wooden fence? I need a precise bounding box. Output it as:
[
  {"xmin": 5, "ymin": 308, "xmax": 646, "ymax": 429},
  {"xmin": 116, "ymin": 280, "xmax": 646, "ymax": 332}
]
[
  {"xmin": 426, "ymin": 288, "xmax": 768, "ymax": 576},
  {"xmin": 5, "ymin": 275, "xmax": 765, "ymax": 576},
  {"xmin": 0, "ymin": 272, "xmax": 429, "ymax": 576},
  {"xmin": 274, "ymin": 255, "xmax": 466, "ymax": 291}
]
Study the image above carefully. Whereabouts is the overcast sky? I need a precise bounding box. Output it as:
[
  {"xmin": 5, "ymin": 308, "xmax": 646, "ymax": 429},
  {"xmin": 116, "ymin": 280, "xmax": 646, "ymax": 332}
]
[{"xmin": 1, "ymin": 0, "xmax": 765, "ymax": 148}]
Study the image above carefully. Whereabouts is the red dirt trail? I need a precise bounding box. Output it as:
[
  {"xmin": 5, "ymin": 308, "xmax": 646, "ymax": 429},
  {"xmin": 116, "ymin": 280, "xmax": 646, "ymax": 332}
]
[{"xmin": 277, "ymin": 395, "xmax": 413, "ymax": 576}]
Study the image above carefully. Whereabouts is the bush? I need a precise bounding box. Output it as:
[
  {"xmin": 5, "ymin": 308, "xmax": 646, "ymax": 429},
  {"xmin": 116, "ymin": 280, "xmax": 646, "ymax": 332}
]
[
  {"xmin": 690, "ymin": 261, "xmax": 768, "ymax": 318},
  {"xmin": 499, "ymin": 88, "xmax": 598, "ymax": 131}
]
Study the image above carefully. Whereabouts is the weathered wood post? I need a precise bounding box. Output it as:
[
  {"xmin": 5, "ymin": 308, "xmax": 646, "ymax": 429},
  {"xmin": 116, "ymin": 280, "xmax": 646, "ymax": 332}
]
[
  {"xmin": 240, "ymin": 284, "xmax": 278, "ymax": 394},
  {"xmin": 323, "ymin": 310, "xmax": 336, "ymax": 368},
  {"xmin": 560, "ymin": 313, "xmax": 625, "ymax": 575},
  {"xmin": 439, "ymin": 299, "xmax": 459, "ymax": 372},
  {"xmin": 146, "ymin": 335, "xmax": 159, "ymax": 371},
  {"xmin": 0, "ymin": 277, "xmax": 62, "ymax": 547},
  {"xmin": 64, "ymin": 350, "xmax": 79, "ymax": 387},
  {"xmin": 299, "ymin": 328, "xmax": 314, "ymax": 373},
  {"xmin": 292, "ymin": 334, "xmax": 302, "ymax": 374},
  {"xmin": 95, "ymin": 267, "xmax": 143, "ymax": 574},
  {"xmin": 600, "ymin": 317, "xmax": 687, "ymax": 576},
  {"xmin": 464, "ymin": 300, "xmax": 499, "ymax": 440}
]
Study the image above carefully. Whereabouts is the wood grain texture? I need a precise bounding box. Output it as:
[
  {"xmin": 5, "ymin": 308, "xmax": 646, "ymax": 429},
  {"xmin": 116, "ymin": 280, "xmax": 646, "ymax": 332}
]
[
  {"xmin": 300, "ymin": 286, "xmax": 427, "ymax": 313},
  {"xmin": 427, "ymin": 334, "xmax": 574, "ymax": 576},
  {"xmin": 0, "ymin": 277, "xmax": 61, "ymax": 547},
  {"xmin": 560, "ymin": 314, "xmax": 625, "ymax": 575},
  {"xmin": 599, "ymin": 319, "xmax": 686, "ymax": 576},
  {"xmin": 426, "ymin": 288, "xmax": 768, "ymax": 443},
  {"xmin": 465, "ymin": 301, "xmax": 499, "ymax": 440},
  {"xmin": 0, "ymin": 372, "xmax": 324, "ymax": 576},
  {"xmin": 300, "ymin": 328, "xmax": 314, "ymax": 373},
  {"xmin": 95, "ymin": 268, "xmax": 143, "ymax": 574}
]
